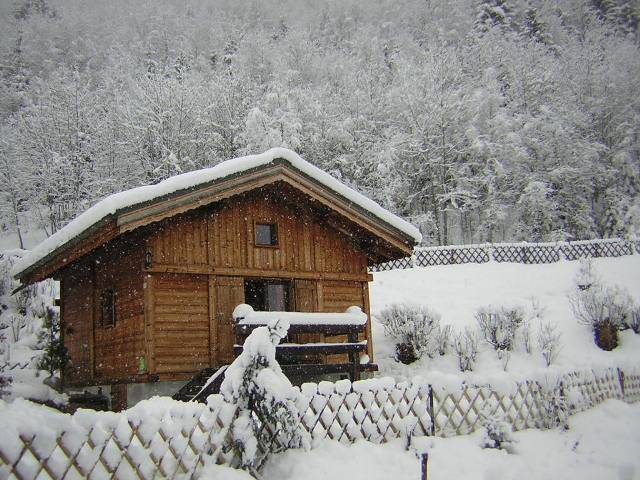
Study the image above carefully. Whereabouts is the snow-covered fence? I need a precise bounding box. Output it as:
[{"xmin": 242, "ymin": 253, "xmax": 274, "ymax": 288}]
[
  {"xmin": 2, "ymin": 367, "xmax": 639, "ymax": 479},
  {"xmin": 298, "ymin": 366, "xmax": 640, "ymax": 440},
  {"xmin": 370, "ymin": 238, "xmax": 638, "ymax": 271},
  {"xmin": 0, "ymin": 360, "xmax": 35, "ymax": 371},
  {"xmin": 0, "ymin": 397, "xmax": 238, "ymax": 480}
]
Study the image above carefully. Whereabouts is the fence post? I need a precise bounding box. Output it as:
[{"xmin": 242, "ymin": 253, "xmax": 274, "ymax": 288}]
[
  {"xmin": 428, "ymin": 385, "xmax": 436, "ymax": 436},
  {"xmin": 421, "ymin": 452, "xmax": 429, "ymax": 480},
  {"xmin": 618, "ymin": 368, "xmax": 625, "ymax": 400}
]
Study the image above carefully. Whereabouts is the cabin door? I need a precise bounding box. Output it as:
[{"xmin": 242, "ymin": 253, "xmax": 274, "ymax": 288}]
[{"xmin": 210, "ymin": 276, "xmax": 244, "ymax": 366}]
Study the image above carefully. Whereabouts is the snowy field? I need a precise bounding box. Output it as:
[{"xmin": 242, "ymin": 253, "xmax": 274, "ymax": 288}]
[
  {"xmin": 261, "ymin": 399, "xmax": 640, "ymax": 480},
  {"xmin": 369, "ymin": 255, "xmax": 640, "ymax": 383}
]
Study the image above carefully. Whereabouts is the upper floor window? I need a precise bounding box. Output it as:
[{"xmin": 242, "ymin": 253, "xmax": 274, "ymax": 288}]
[
  {"xmin": 100, "ymin": 289, "xmax": 116, "ymax": 328},
  {"xmin": 255, "ymin": 222, "xmax": 278, "ymax": 246}
]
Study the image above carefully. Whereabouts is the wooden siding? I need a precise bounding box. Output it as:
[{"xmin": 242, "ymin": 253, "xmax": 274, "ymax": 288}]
[
  {"xmin": 211, "ymin": 276, "xmax": 245, "ymax": 366},
  {"xmin": 147, "ymin": 187, "xmax": 368, "ymax": 276},
  {"xmin": 152, "ymin": 273, "xmax": 210, "ymax": 374},
  {"xmin": 61, "ymin": 261, "xmax": 94, "ymax": 384},
  {"xmin": 321, "ymin": 280, "xmax": 371, "ymax": 362},
  {"xmin": 92, "ymin": 238, "xmax": 145, "ymax": 381}
]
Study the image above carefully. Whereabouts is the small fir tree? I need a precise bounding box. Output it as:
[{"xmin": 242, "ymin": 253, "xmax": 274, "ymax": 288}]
[
  {"xmin": 37, "ymin": 306, "xmax": 68, "ymax": 381},
  {"xmin": 220, "ymin": 317, "xmax": 308, "ymax": 471}
]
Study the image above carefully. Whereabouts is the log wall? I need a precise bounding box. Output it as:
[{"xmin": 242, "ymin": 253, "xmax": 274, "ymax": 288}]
[
  {"xmin": 147, "ymin": 187, "xmax": 368, "ymax": 276},
  {"xmin": 62, "ymin": 184, "xmax": 375, "ymax": 386},
  {"xmin": 61, "ymin": 260, "xmax": 94, "ymax": 384},
  {"xmin": 92, "ymin": 237, "xmax": 146, "ymax": 381}
]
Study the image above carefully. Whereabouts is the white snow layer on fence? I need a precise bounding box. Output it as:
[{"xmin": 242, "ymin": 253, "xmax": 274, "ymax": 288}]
[
  {"xmin": 1, "ymin": 366, "xmax": 639, "ymax": 479},
  {"xmin": 13, "ymin": 147, "xmax": 421, "ymax": 278},
  {"xmin": 232, "ymin": 304, "xmax": 368, "ymax": 325}
]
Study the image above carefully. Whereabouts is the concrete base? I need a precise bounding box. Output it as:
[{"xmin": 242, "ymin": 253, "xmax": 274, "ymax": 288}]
[{"xmin": 65, "ymin": 380, "xmax": 188, "ymax": 410}]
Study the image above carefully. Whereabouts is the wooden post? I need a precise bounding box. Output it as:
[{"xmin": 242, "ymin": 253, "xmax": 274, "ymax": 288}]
[
  {"xmin": 420, "ymin": 452, "xmax": 429, "ymax": 480},
  {"xmin": 428, "ymin": 385, "xmax": 436, "ymax": 436},
  {"xmin": 348, "ymin": 331, "xmax": 360, "ymax": 382},
  {"xmin": 618, "ymin": 368, "xmax": 625, "ymax": 399}
]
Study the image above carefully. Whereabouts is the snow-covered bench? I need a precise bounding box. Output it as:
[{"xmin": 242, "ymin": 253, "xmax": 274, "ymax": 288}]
[{"xmin": 232, "ymin": 304, "xmax": 376, "ymax": 382}]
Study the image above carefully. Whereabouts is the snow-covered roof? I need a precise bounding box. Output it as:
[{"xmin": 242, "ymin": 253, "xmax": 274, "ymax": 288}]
[
  {"xmin": 14, "ymin": 148, "xmax": 421, "ymax": 279},
  {"xmin": 233, "ymin": 304, "xmax": 368, "ymax": 326}
]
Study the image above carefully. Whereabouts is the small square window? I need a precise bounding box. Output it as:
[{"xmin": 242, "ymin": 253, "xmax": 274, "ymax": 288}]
[
  {"xmin": 255, "ymin": 223, "xmax": 278, "ymax": 246},
  {"xmin": 101, "ymin": 289, "xmax": 116, "ymax": 328}
]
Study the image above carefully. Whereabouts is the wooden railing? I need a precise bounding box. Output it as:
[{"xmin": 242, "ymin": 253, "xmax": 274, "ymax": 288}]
[
  {"xmin": 234, "ymin": 321, "xmax": 375, "ymax": 382},
  {"xmin": 1, "ymin": 366, "xmax": 638, "ymax": 479},
  {"xmin": 370, "ymin": 238, "xmax": 639, "ymax": 272}
]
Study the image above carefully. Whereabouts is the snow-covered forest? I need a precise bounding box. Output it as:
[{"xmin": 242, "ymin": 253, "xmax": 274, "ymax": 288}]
[{"xmin": 0, "ymin": 0, "xmax": 639, "ymax": 246}]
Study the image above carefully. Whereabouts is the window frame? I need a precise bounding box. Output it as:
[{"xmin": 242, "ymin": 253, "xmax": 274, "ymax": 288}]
[
  {"xmin": 243, "ymin": 278, "xmax": 291, "ymax": 312},
  {"xmin": 254, "ymin": 221, "xmax": 279, "ymax": 248},
  {"xmin": 100, "ymin": 288, "xmax": 116, "ymax": 328}
]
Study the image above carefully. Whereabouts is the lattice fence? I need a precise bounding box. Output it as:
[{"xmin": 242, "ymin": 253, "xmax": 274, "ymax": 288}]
[
  {"xmin": 0, "ymin": 397, "xmax": 238, "ymax": 480},
  {"xmin": 0, "ymin": 361, "xmax": 34, "ymax": 371},
  {"xmin": 2, "ymin": 367, "xmax": 639, "ymax": 479},
  {"xmin": 370, "ymin": 238, "xmax": 638, "ymax": 272}
]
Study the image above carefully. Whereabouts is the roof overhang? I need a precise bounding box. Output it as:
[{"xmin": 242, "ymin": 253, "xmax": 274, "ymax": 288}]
[{"xmin": 15, "ymin": 155, "xmax": 419, "ymax": 286}]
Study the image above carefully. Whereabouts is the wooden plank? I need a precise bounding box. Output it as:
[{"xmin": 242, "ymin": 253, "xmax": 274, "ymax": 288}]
[
  {"xmin": 208, "ymin": 277, "xmax": 216, "ymax": 368},
  {"xmin": 144, "ymin": 272, "xmax": 155, "ymax": 374},
  {"xmin": 234, "ymin": 342, "xmax": 367, "ymax": 356},
  {"xmin": 214, "ymin": 276, "xmax": 245, "ymax": 365},
  {"xmin": 236, "ymin": 323, "xmax": 365, "ymax": 335},
  {"xmin": 362, "ymin": 280, "xmax": 373, "ymax": 361},
  {"xmin": 148, "ymin": 265, "xmax": 371, "ymax": 282}
]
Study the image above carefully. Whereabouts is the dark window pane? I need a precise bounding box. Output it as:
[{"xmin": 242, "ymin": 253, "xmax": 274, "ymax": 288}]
[
  {"xmin": 244, "ymin": 280, "xmax": 266, "ymax": 310},
  {"xmin": 244, "ymin": 279, "xmax": 290, "ymax": 312},
  {"xmin": 255, "ymin": 223, "xmax": 277, "ymax": 246},
  {"xmin": 101, "ymin": 289, "xmax": 115, "ymax": 327},
  {"xmin": 266, "ymin": 283, "xmax": 288, "ymax": 311}
]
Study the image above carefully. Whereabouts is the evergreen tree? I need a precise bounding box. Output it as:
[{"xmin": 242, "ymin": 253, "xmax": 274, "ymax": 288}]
[
  {"xmin": 37, "ymin": 306, "xmax": 68, "ymax": 382},
  {"xmin": 220, "ymin": 317, "xmax": 308, "ymax": 471}
]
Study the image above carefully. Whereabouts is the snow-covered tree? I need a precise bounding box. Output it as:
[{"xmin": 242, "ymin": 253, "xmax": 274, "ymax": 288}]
[{"xmin": 220, "ymin": 317, "xmax": 308, "ymax": 471}]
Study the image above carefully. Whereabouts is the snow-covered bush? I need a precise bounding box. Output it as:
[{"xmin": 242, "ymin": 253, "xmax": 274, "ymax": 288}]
[
  {"xmin": 574, "ymin": 257, "xmax": 599, "ymax": 291},
  {"xmin": 479, "ymin": 413, "xmax": 517, "ymax": 453},
  {"xmin": 0, "ymin": 371, "xmax": 11, "ymax": 399},
  {"xmin": 453, "ymin": 328, "xmax": 479, "ymax": 372},
  {"xmin": 520, "ymin": 319, "xmax": 532, "ymax": 354},
  {"xmin": 436, "ymin": 324, "xmax": 452, "ymax": 356},
  {"xmin": 569, "ymin": 284, "xmax": 632, "ymax": 351},
  {"xmin": 537, "ymin": 320, "xmax": 562, "ymax": 366},
  {"xmin": 378, "ymin": 303, "xmax": 442, "ymax": 364},
  {"xmin": 538, "ymin": 379, "xmax": 569, "ymax": 430},
  {"xmin": 627, "ymin": 305, "xmax": 640, "ymax": 334},
  {"xmin": 221, "ymin": 317, "xmax": 308, "ymax": 471},
  {"xmin": 7, "ymin": 314, "xmax": 26, "ymax": 343},
  {"xmin": 475, "ymin": 306, "xmax": 523, "ymax": 353}
]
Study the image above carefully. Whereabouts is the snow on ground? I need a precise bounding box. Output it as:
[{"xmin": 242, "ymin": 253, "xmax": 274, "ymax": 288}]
[
  {"xmin": 370, "ymin": 255, "xmax": 640, "ymax": 383},
  {"xmin": 262, "ymin": 399, "xmax": 640, "ymax": 480}
]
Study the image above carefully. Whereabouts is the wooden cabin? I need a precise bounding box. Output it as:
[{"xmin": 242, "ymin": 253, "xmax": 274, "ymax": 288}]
[{"xmin": 14, "ymin": 148, "xmax": 421, "ymax": 409}]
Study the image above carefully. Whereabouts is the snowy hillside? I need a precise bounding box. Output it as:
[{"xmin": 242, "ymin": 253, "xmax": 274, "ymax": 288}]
[{"xmin": 370, "ymin": 255, "xmax": 640, "ymax": 383}]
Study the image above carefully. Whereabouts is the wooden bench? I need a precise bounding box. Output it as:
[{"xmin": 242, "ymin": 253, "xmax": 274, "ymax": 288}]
[{"xmin": 234, "ymin": 321, "xmax": 377, "ymax": 382}]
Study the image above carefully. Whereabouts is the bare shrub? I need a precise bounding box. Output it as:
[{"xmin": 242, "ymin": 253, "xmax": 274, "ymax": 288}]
[
  {"xmin": 538, "ymin": 320, "xmax": 562, "ymax": 366},
  {"xmin": 627, "ymin": 305, "xmax": 640, "ymax": 334},
  {"xmin": 475, "ymin": 306, "xmax": 523, "ymax": 352},
  {"xmin": 8, "ymin": 315, "xmax": 26, "ymax": 343},
  {"xmin": 436, "ymin": 324, "xmax": 452, "ymax": 356},
  {"xmin": 569, "ymin": 284, "xmax": 632, "ymax": 351},
  {"xmin": 574, "ymin": 257, "xmax": 599, "ymax": 291},
  {"xmin": 378, "ymin": 304, "xmax": 442, "ymax": 364},
  {"xmin": 520, "ymin": 319, "xmax": 532, "ymax": 354},
  {"xmin": 453, "ymin": 328, "xmax": 479, "ymax": 372}
]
